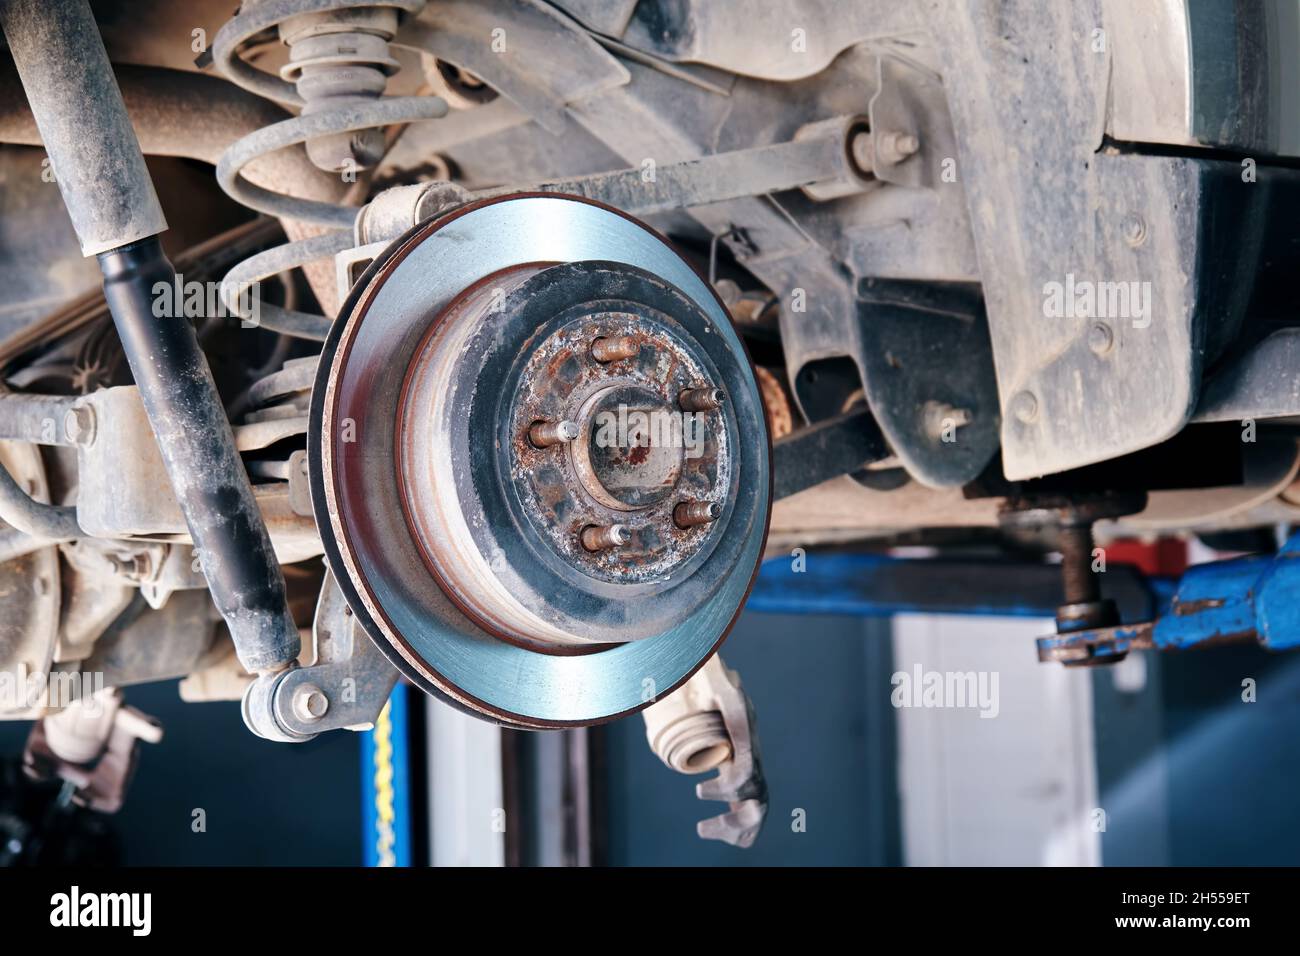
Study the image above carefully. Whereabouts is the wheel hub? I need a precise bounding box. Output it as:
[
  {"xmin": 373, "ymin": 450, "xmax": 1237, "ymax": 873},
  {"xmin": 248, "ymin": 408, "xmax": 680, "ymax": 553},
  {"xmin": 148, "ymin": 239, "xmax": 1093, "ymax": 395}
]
[{"xmin": 503, "ymin": 289, "xmax": 731, "ymax": 587}]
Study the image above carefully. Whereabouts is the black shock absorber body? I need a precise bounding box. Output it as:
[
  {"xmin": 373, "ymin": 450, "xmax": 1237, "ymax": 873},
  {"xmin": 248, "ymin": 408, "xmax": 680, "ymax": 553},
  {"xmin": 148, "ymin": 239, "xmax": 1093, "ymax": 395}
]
[{"xmin": 0, "ymin": 0, "xmax": 301, "ymax": 679}]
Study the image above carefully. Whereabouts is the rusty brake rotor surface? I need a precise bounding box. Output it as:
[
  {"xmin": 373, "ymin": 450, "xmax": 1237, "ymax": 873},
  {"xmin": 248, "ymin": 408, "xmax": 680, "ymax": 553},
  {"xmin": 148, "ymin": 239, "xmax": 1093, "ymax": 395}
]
[{"xmin": 309, "ymin": 194, "xmax": 771, "ymax": 727}]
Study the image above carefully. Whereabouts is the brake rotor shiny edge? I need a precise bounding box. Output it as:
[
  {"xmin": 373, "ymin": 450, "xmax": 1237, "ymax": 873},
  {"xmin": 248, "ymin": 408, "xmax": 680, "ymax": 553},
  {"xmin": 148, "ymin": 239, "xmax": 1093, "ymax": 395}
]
[{"xmin": 309, "ymin": 193, "xmax": 773, "ymax": 729}]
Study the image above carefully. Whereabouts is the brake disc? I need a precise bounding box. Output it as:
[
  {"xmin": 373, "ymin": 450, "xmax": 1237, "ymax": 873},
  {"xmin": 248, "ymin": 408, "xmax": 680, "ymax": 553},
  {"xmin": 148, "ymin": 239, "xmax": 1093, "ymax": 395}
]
[{"xmin": 309, "ymin": 194, "xmax": 771, "ymax": 728}]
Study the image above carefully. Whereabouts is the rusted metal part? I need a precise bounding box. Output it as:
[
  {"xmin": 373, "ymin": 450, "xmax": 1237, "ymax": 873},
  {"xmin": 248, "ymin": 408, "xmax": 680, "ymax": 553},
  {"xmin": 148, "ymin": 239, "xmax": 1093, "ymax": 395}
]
[
  {"xmin": 678, "ymin": 386, "xmax": 723, "ymax": 412},
  {"xmin": 674, "ymin": 500, "xmax": 720, "ymax": 529},
  {"xmin": 395, "ymin": 259, "xmax": 733, "ymax": 636},
  {"xmin": 999, "ymin": 492, "xmax": 1149, "ymax": 529},
  {"xmin": 580, "ymin": 524, "xmax": 629, "ymax": 552},
  {"xmin": 1037, "ymin": 618, "xmax": 1260, "ymax": 665},
  {"xmin": 753, "ymin": 366, "xmax": 794, "ymax": 440},
  {"xmin": 1037, "ymin": 621, "xmax": 1157, "ymax": 665},
  {"xmin": 502, "ymin": 288, "xmax": 730, "ymax": 590},
  {"xmin": 1058, "ymin": 523, "xmax": 1101, "ymax": 606},
  {"xmin": 1001, "ymin": 492, "xmax": 1146, "ymax": 663},
  {"xmin": 1172, "ymin": 596, "xmax": 1227, "ymax": 616},
  {"xmin": 590, "ymin": 335, "xmax": 640, "ymax": 363},
  {"xmin": 1034, "ymin": 535, "xmax": 1300, "ymax": 663},
  {"xmin": 312, "ymin": 193, "xmax": 771, "ymax": 727},
  {"xmin": 527, "ymin": 419, "xmax": 579, "ymax": 448}
]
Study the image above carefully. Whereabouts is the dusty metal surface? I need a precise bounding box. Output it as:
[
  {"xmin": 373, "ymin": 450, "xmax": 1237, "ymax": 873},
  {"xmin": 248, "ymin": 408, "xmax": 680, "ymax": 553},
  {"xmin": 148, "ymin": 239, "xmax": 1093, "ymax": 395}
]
[
  {"xmin": 313, "ymin": 193, "xmax": 771, "ymax": 727},
  {"xmin": 0, "ymin": 440, "xmax": 59, "ymax": 717},
  {"xmin": 80, "ymin": 590, "xmax": 219, "ymax": 688},
  {"xmin": 0, "ymin": 0, "xmax": 166, "ymax": 255},
  {"xmin": 772, "ymin": 408, "xmax": 888, "ymax": 501},
  {"xmin": 0, "ymin": 63, "xmax": 351, "ymax": 316},
  {"xmin": 1193, "ymin": 328, "xmax": 1300, "ymax": 424},
  {"xmin": 1102, "ymin": 0, "xmax": 1298, "ymax": 156},
  {"xmin": 927, "ymin": 1, "xmax": 1270, "ymax": 479},
  {"xmin": 1, "ymin": 0, "xmax": 1295, "ymax": 759},
  {"xmin": 581, "ymin": 0, "xmax": 924, "ymax": 82},
  {"xmin": 262, "ymin": 573, "xmax": 399, "ymax": 739},
  {"xmin": 642, "ymin": 653, "xmax": 767, "ymax": 847}
]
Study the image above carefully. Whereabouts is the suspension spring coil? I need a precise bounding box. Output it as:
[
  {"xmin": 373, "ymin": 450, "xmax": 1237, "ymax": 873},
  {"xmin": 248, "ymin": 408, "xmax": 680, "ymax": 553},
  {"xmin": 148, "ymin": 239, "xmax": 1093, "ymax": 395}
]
[{"xmin": 212, "ymin": 0, "xmax": 447, "ymax": 339}]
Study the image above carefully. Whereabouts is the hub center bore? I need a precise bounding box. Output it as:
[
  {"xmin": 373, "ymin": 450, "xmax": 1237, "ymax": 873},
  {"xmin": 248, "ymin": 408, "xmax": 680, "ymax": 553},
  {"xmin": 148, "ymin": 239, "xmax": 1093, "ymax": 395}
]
[{"xmin": 574, "ymin": 384, "xmax": 687, "ymax": 511}]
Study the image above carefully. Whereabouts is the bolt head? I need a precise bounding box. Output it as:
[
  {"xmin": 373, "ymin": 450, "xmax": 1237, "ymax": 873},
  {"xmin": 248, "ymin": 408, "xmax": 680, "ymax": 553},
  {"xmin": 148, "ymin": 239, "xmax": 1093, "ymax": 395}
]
[
  {"xmin": 63, "ymin": 405, "xmax": 95, "ymax": 445},
  {"xmin": 922, "ymin": 401, "xmax": 971, "ymax": 439},
  {"xmin": 1121, "ymin": 212, "xmax": 1147, "ymax": 247},
  {"xmin": 292, "ymin": 683, "xmax": 329, "ymax": 722},
  {"xmin": 1012, "ymin": 391, "xmax": 1039, "ymax": 424},
  {"xmin": 1088, "ymin": 322, "xmax": 1115, "ymax": 355},
  {"xmin": 878, "ymin": 130, "xmax": 921, "ymax": 165}
]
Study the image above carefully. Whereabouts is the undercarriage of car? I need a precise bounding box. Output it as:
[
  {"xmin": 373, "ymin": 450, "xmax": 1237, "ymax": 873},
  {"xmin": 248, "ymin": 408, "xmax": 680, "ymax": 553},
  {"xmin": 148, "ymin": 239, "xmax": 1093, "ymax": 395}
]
[{"xmin": 0, "ymin": 0, "xmax": 1298, "ymax": 857}]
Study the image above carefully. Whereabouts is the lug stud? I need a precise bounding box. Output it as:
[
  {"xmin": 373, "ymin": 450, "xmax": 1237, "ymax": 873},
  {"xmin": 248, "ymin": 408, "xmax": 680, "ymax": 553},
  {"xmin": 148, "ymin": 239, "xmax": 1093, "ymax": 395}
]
[
  {"xmin": 591, "ymin": 336, "xmax": 639, "ymax": 362},
  {"xmin": 581, "ymin": 524, "xmax": 629, "ymax": 552},
  {"xmin": 679, "ymin": 387, "xmax": 724, "ymax": 412},
  {"xmin": 528, "ymin": 419, "xmax": 579, "ymax": 448},
  {"xmin": 674, "ymin": 501, "xmax": 720, "ymax": 528}
]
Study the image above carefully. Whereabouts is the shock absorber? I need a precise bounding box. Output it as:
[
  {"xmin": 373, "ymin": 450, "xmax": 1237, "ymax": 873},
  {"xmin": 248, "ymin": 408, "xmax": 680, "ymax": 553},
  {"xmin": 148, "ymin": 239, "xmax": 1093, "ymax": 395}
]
[
  {"xmin": 0, "ymin": 0, "xmax": 302, "ymax": 704},
  {"xmin": 211, "ymin": 0, "xmax": 447, "ymax": 338}
]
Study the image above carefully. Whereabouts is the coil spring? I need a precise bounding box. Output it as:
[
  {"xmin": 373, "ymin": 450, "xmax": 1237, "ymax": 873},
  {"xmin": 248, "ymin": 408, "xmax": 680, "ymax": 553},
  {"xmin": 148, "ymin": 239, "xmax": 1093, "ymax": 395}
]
[{"xmin": 211, "ymin": 0, "xmax": 447, "ymax": 339}]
